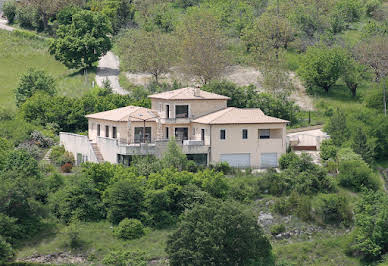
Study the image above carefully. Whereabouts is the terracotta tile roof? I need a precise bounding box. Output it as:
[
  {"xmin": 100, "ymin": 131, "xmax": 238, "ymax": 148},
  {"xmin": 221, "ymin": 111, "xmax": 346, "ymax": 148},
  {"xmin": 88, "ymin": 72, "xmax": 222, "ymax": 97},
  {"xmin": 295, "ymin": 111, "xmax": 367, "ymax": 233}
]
[
  {"xmin": 148, "ymin": 87, "xmax": 230, "ymax": 100},
  {"xmin": 192, "ymin": 107, "xmax": 289, "ymax": 124},
  {"xmin": 85, "ymin": 106, "xmax": 159, "ymax": 122}
]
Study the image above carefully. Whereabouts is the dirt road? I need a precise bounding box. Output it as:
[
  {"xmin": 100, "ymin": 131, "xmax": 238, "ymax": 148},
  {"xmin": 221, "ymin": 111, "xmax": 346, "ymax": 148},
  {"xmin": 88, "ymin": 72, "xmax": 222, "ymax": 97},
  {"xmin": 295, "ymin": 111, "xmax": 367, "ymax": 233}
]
[{"xmin": 96, "ymin": 51, "xmax": 128, "ymax": 95}]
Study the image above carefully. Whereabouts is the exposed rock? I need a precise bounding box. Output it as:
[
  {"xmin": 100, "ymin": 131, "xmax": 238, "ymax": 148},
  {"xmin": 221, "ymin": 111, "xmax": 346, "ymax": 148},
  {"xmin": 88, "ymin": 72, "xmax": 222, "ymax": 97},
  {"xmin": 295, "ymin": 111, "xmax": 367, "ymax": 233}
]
[
  {"xmin": 19, "ymin": 252, "xmax": 87, "ymax": 264},
  {"xmin": 258, "ymin": 212, "xmax": 274, "ymax": 227}
]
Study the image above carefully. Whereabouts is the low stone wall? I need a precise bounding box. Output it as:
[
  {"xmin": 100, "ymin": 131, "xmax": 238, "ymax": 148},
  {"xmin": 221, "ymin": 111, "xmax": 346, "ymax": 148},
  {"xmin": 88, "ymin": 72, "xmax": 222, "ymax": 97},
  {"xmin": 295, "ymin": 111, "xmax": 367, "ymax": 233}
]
[{"xmin": 60, "ymin": 132, "xmax": 98, "ymax": 164}]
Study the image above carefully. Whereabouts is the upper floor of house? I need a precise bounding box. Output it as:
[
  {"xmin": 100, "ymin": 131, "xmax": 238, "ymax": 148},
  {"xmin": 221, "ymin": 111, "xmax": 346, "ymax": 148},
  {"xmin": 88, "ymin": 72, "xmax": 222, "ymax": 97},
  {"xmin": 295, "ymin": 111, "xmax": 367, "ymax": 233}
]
[{"xmin": 148, "ymin": 87, "xmax": 230, "ymax": 123}]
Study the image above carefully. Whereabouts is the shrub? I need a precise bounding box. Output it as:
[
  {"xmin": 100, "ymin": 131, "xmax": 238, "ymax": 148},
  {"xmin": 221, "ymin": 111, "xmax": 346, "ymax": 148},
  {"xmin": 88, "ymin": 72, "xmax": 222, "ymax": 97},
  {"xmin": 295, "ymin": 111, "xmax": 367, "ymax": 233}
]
[
  {"xmin": 0, "ymin": 236, "xmax": 14, "ymax": 264},
  {"xmin": 273, "ymin": 198, "xmax": 292, "ymax": 215},
  {"xmin": 210, "ymin": 161, "xmax": 232, "ymax": 175},
  {"xmin": 102, "ymin": 249, "xmax": 147, "ymax": 266},
  {"xmin": 166, "ymin": 199, "xmax": 273, "ymax": 266},
  {"xmin": 3, "ymin": 0, "xmax": 17, "ymax": 24},
  {"xmin": 258, "ymin": 170, "xmax": 292, "ymax": 196},
  {"xmin": 312, "ymin": 193, "xmax": 353, "ymax": 226},
  {"xmin": 271, "ymin": 224, "xmax": 286, "ymax": 235},
  {"xmin": 16, "ymin": 5, "xmax": 38, "ymax": 29},
  {"xmin": 288, "ymin": 192, "xmax": 312, "ymax": 221},
  {"xmin": 114, "ymin": 218, "xmax": 145, "ymax": 240},
  {"xmin": 103, "ymin": 178, "xmax": 145, "ymax": 225},
  {"xmin": 61, "ymin": 162, "xmax": 73, "ymax": 173},
  {"xmin": 320, "ymin": 139, "xmax": 337, "ymax": 161},
  {"xmin": 347, "ymin": 190, "xmax": 388, "ymax": 261},
  {"xmin": 48, "ymin": 176, "xmax": 105, "ymax": 223},
  {"xmin": 338, "ymin": 160, "xmax": 380, "ymax": 192},
  {"xmin": 279, "ymin": 152, "xmax": 299, "ymax": 170}
]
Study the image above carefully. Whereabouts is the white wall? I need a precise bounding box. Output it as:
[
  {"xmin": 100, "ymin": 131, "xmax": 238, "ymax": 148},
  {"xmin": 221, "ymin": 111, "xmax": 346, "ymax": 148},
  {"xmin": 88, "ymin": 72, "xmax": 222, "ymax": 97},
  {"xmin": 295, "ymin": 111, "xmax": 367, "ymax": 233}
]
[{"xmin": 60, "ymin": 132, "xmax": 98, "ymax": 164}]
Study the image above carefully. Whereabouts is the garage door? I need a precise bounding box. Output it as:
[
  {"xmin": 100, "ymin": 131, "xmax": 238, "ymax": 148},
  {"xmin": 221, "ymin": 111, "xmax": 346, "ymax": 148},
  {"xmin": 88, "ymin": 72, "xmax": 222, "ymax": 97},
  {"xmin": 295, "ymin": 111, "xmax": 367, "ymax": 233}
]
[
  {"xmin": 261, "ymin": 153, "xmax": 278, "ymax": 168},
  {"xmin": 220, "ymin": 153, "xmax": 250, "ymax": 168}
]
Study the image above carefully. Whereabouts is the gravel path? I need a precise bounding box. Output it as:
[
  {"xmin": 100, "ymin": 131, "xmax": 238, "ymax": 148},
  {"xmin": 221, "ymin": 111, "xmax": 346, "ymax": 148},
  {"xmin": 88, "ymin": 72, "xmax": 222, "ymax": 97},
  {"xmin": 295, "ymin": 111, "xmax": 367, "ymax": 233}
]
[
  {"xmin": 0, "ymin": 17, "xmax": 14, "ymax": 31},
  {"xmin": 96, "ymin": 51, "xmax": 129, "ymax": 95}
]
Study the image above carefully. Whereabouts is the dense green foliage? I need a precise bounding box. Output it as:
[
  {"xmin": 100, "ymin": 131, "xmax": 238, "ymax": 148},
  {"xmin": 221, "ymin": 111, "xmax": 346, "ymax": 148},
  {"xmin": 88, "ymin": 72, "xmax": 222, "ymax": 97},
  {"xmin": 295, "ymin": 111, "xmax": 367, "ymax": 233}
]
[
  {"xmin": 114, "ymin": 218, "xmax": 145, "ymax": 240},
  {"xmin": 49, "ymin": 10, "xmax": 112, "ymax": 69},
  {"xmin": 15, "ymin": 68, "xmax": 56, "ymax": 107},
  {"xmin": 166, "ymin": 199, "xmax": 273, "ymax": 266}
]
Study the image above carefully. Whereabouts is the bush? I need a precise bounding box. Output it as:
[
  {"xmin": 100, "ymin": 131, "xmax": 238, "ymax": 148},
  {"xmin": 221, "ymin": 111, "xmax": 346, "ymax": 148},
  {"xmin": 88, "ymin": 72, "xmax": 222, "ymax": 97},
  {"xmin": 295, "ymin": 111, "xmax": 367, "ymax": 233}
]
[
  {"xmin": 271, "ymin": 224, "xmax": 286, "ymax": 235},
  {"xmin": 102, "ymin": 249, "xmax": 147, "ymax": 266},
  {"xmin": 103, "ymin": 178, "xmax": 145, "ymax": 225},
  {"xmin": 0, "ymin": 236, "xmax": 14, "ymax": 264},
  {"xmin": 3, "ymin": 0, "xmax": 17, "ymax": 24},
  {"xmin": 16, "ymin": 5, "xmax": 38, "ymax": 29},
  {"xmin": 312, "ymin": 193, "xmax": 353, "ymax": 226},
  {"xmin": 273, "ymin": 198, "xmax": 292, "ymax": 215},
  {"xmin": 48, "ymin": 176, "xmax": 105, "ymax": 223},
  {"xmin": 114, "ymin": 218, "xmax": 145, "ymax": 240},
  {"xmin": 347, "ymin": 190, "xmax": 388, "ymax": 261},
  {"xmin": 258, "ymin": 170, "xmax": 292, "ymax": 196},
  {"xmin": 288, "ymin": 192, "xmax": 312, "ymax": 221},
  {"xmin": 166, "ymin": 199, "xmax": 273, "ymax": 266},
  {"xmin": 210, "ymin": 161, "xmax": 232, "ymax": 175},
  {"xmin": 61, "ymin": 162, "xmax": 73, "ymax": 173},
  {"xmin": 279, "ymin": 152, "xmax": 299, "ymax": 170},
  {"xmin": 338, "ymin": 160, "xmax": 380, "ymax": 192},
  {"xmin": 320, "ymin": 139, "xmax": 337, "ymax": 161}
]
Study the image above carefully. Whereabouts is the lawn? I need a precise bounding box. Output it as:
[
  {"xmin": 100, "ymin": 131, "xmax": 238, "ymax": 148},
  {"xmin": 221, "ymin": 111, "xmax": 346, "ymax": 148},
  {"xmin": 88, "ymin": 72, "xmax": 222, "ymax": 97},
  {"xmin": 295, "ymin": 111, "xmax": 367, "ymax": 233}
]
[
  {"xmin": 0, "ymin": 30, "xmax": 95, "ymax": 111},
  {"xmin": 16, "ymin": 221, "xmax": 173, "ymax": 263}
]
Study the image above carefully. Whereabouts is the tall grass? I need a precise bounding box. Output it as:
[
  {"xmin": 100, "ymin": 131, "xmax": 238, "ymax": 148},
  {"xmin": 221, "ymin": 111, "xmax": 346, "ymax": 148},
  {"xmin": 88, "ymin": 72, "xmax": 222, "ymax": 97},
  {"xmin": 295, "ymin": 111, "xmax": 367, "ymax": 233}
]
[{"xmin": 0, "ymin": 30, "xmax": 95, "ymax": 111}]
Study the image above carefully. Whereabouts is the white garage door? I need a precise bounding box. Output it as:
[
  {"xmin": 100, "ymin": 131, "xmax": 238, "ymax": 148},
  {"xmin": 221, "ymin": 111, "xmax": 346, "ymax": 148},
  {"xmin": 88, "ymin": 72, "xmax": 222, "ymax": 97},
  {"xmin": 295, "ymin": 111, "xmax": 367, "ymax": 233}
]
[
  {"xmin": 261, "ymin": 153, "xmax": 278, "ymax": 168},
  {"xmin": 220, "ymin": 153, "xmax": 250, "ymax": 168}
]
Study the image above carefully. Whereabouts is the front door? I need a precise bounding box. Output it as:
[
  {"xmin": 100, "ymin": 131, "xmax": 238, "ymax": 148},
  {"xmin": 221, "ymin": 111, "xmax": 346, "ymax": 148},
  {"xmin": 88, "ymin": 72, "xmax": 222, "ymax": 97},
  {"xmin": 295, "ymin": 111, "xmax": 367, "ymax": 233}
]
[{"xmin": 175, "ymin": 128, "xmax": 188, "ymax": 141}]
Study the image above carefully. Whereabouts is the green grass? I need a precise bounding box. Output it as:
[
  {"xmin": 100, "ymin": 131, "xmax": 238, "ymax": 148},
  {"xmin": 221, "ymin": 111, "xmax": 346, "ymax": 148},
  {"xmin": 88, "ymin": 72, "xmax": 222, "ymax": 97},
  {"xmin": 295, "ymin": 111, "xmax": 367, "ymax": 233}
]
[
  {"xmin": 16, "ymin": 221, "xmax": 173, "ymax": 262},
  {"xmin": 0, "ymin": 30, "xmax": 95, "ymax": 111},
  {"xmin": 273, "ymin": 235, "xmax": 360, "ymax": 266}
]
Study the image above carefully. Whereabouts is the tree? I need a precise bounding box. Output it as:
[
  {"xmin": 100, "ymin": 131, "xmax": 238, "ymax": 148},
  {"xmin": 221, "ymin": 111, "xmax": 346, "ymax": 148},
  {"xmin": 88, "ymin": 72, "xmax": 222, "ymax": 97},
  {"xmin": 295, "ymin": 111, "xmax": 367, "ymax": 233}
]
[
  {"xmin": 355, "ymin": 37, "xmax": 388, "ymax": 115},
  {"xmin": 348, "ymin": 190, "xmax": 388, "ymax": 261},
  {"xmin": 343, "ymin": 56, "xmax": 367, "ymax": 97},
  {"xmin": 161, "ymin": 138, "xmax": 187, "ymax": 171},
  {"xmin": 90, "ymin": 0, "xmax": 135, "ymax": 34},
  {"xmin": 351, "ymin": 127, "xmax": 375, "ymax": 164},
  {"xmin": 325, "ymin": 109, "xmax": 350, "ymax": 146},
  {"xmin": 2, "ymin": 0, "xmax": 17, "ymax": 24},
  {"xmin": 49, "ymin": 10, "xmax": 112, "ymax": 70},
  {"xmin": 298, "ymin": 45, "xmax": 346, "ymax": 93},
  {"xmin": 0, "ymin": 237, "xmax": 14, "ymax": 264},
  {"xmin": 178, "ymin": 7, "xmax": 229, "ymax": 84},
  {"xmin": 15, "ymin": 69, "xmax": 56, "ymax": 107},
  {"xmin": 118, "ymin": 29, "xmax": 177, "ymax": 83},
  {"xmin": 242, "ymin": 11, "xmax": 295, "ymax": 56},
  {"xmin": 103, "ymin": 178, "xmax": 145, "ymax": 225},
  {"xmin": 166, "ymin": 199, "xmax": 273, "ymax": 266},
  {"xmin": 48, "ymin": 176, "xmax": 105, "ymax": 223}
]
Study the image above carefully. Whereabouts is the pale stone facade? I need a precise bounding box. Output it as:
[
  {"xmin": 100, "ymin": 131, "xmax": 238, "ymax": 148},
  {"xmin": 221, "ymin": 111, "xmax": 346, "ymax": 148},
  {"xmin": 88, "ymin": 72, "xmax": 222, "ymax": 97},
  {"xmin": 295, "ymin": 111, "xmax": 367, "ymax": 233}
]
[{"xmin": 60, "ymin": 87, "xmax": 288, "ymax": 168}]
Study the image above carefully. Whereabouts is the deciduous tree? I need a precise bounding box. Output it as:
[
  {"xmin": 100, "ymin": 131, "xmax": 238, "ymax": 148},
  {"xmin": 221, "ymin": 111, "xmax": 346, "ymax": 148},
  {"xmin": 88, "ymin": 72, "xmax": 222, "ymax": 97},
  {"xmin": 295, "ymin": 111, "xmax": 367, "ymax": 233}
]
[
  {"xmin": 49, "ymin": 10, "xmax": 112, "ymax": 70},
  {"xmin": 118, "ymin": 29, "xmax": 177, "ymax": 83},
  {"xmin": 177, "ymin": 7, "xmax": 229, "ymax": 84}
]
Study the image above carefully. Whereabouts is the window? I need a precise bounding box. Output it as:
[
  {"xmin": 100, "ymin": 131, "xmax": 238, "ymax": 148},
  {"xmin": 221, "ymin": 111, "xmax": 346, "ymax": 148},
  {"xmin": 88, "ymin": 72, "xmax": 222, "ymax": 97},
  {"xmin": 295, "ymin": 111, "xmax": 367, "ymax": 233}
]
[
  {"xmin": 165, "ymin": 127, "xmax": 169, "ymax": 139},
  {"xmin": 105, "ymin": 125, "xmax": 109, "ymax": 137},
  {"xmin": 176, "ymin": 105, "xmax": 189, "ymax": 118},
  {"xmin": 175, "ymin": 127, "xmax": 188, "ymax": 141},
  {"xmin": 259, "ymin": 129, "xmax": 270, "ymax": 139},
  {"xmin": 242, "ymin": 129, "xmax": 248, "ymax": 139},
  {"xmin": 134, "ymin": 127, "xmax": 151, "ymax": 143},
  {"xmin": 97, "ymin": 124, "xmax": 100, "ymax": 136},
  {"xmin": 201, "ymin": 129, "xmax": 205, "ymax": 141},
  {"xmin": 112, "ymin": 126, "xmax": 117, "ymax": 139},
  {"xmin": 220, "ymin": 129, "xmax": 226, "ymax": 140},
  {"xmin": 166, "ymin": 105, "xmax": 170, "ymax": 118}
]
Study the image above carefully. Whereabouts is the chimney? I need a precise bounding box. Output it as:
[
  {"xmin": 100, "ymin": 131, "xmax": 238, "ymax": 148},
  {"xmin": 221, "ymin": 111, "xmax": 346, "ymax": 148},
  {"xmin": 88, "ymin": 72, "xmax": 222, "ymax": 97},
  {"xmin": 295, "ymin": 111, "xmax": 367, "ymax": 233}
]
[{"xmin": 194, "ymin": 85, "xmax": 200, "ymax": 97}]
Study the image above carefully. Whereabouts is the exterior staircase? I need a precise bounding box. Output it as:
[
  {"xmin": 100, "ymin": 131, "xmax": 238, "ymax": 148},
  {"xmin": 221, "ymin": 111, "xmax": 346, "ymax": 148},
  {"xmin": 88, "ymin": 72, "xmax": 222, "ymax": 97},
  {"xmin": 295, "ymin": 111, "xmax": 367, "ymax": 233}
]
[
  {"xmin": 91, "ymin": 143, "xmax": 104, "ymax": 163},
  {"xmin": 42, "ymin": 148, "xmax": 52, "ymax": 163}
]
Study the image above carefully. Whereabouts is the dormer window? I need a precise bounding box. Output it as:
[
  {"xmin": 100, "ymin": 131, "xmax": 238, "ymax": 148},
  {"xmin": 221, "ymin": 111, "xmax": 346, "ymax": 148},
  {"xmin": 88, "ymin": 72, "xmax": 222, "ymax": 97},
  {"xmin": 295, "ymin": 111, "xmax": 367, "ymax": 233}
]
[{"xmin": 176, "ymin": 105, "xmax": 189, "ymax": 118}]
